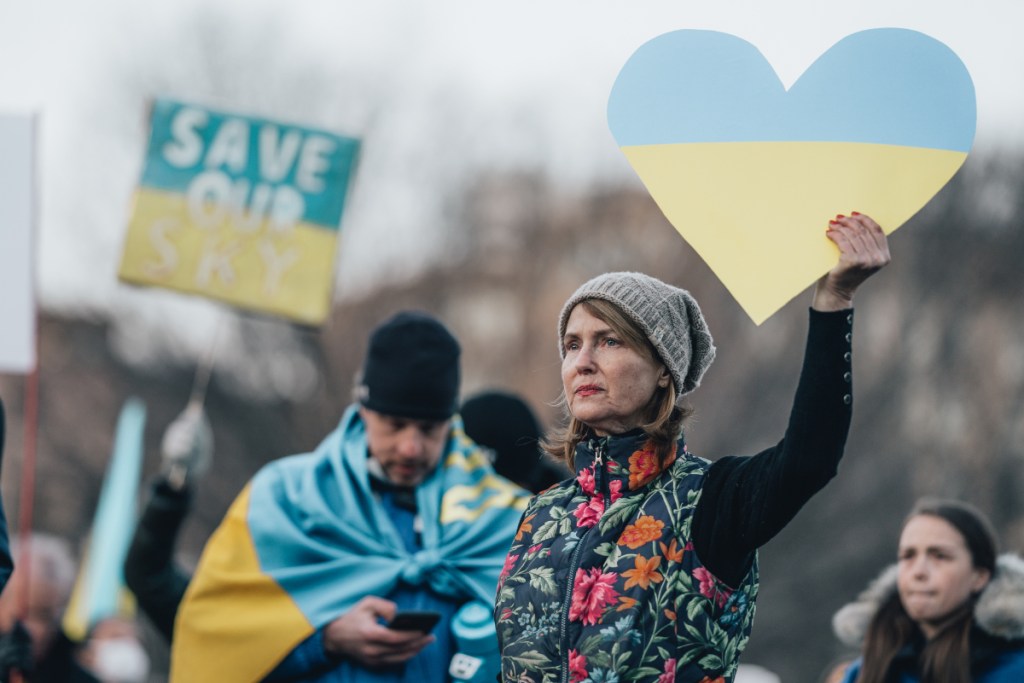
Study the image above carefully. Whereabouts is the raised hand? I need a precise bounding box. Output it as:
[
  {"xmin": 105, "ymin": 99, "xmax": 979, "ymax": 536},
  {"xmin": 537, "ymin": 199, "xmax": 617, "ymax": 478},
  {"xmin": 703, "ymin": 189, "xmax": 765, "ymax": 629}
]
[{"xmin": 813, "ymin": 212, "xmax": 891, "ymax": 311}]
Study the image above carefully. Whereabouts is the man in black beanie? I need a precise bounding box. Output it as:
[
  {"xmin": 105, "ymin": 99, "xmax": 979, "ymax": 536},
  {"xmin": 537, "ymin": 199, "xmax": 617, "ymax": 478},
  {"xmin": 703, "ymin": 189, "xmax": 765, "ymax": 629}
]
[
  {"xmin": 355, "ymin": 311, "xmax": 461, "ymax": 488},
  {"xmin": 172, "ymin": 311, "xmax": 529, "ymax": 683}
]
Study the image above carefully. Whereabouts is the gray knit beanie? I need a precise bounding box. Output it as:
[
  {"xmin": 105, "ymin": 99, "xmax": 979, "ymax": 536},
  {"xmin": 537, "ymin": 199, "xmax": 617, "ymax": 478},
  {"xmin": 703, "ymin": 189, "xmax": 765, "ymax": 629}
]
[{"xmin": 557, "ymin": 272, "xmax": 715, "ymax": 398}]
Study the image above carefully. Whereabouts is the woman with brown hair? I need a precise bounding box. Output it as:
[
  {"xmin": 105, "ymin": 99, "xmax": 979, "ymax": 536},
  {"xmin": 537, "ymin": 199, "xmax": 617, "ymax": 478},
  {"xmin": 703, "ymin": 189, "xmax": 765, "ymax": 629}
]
[
  {"xmin": 832, "ymin": 499, "xmax": 1024, "ymax": 682},
  {"xmin": 494, "ymin": 213, "xmax": 890, "ymax": 683}
]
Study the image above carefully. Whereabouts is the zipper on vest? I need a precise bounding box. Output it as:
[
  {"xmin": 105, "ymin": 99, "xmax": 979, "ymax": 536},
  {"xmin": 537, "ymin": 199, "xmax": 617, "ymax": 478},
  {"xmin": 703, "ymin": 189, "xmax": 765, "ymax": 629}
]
[
  {"xmin": 558, "ymin": 438, "xmax": 605, "ymax": 683},
  {"xmin": 593, "ymin": 439, "xmax": 607, "ymax": 506},
  {"xmin": 558, "ymin": 521, "xmax": 599, "ymax": 683}
]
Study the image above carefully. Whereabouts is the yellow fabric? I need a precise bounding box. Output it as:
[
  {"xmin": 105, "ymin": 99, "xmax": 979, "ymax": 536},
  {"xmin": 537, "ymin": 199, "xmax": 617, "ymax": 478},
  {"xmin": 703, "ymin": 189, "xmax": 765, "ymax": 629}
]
[
  {"xmin": 170, "ymin": 485, "xmax": 314, "ymax": 683},
  {"xmin": 622, "ymin": 140, "xmax": 967, "ymax": 324},
  {"xmin": 61, "ymin": 545, "xmax": 137, "ymax": 642},
  {"xmin": 119, "ymin": 187, "xmax": 339, "ymax": 325}
]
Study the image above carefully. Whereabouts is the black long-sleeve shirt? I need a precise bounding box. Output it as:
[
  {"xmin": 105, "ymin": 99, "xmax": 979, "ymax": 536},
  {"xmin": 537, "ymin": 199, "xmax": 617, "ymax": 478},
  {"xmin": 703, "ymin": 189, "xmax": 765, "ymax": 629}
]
[{"xmin": 692, "ymin": 308, "xmax": 855, "ymax": 587}]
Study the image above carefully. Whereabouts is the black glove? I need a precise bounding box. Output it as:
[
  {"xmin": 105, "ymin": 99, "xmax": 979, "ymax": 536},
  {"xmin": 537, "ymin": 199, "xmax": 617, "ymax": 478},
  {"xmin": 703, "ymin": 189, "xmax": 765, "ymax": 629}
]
[{"xmin": 0, "ymin": 621, "xmax": 34, "ymax": 682}]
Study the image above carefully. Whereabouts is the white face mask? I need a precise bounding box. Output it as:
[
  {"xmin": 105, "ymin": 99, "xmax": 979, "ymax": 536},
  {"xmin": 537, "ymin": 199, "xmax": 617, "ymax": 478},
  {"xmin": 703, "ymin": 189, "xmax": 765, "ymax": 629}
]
[{"xmin": 90, "ymin": 637, "xmax": 151, "ymax": 683}]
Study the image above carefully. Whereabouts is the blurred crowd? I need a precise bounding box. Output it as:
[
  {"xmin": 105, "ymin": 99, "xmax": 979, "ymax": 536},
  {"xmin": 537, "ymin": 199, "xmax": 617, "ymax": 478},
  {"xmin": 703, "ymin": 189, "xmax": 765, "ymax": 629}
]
[{"xmin": 0, "ymin": 244, "xmax": 1020, "ymax": 683}]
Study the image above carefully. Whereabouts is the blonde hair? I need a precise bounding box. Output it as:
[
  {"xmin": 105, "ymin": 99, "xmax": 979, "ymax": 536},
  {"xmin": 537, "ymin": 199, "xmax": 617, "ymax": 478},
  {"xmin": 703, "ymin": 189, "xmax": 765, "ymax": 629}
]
[{"xmin": 543, "ymin": 299, "xmax": 690, "ymax": 470}]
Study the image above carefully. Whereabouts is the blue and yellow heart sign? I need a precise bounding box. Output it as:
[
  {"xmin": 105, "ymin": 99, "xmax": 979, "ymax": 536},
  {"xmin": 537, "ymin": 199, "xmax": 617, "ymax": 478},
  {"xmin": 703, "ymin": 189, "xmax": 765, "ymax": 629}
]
[{"xmin": 608, "ymin": 28, "xmax": 975, "ymax": 324}]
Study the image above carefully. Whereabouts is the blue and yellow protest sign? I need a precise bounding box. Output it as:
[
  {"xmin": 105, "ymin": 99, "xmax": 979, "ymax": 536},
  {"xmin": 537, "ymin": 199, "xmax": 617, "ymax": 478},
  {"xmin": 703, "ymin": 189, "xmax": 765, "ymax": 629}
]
[
  {"xmin": 608, "ymin": 29, "xmax": 975, "ymax": 324},
  {"xmin": 119, "ymin": 99, "xmax": 360, "ymax": 325}
]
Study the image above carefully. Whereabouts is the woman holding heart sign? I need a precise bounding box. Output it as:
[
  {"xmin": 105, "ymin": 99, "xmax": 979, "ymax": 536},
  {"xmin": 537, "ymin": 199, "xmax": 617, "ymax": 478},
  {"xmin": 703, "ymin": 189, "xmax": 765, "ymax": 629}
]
[{"xmin": 494, "ymin": 213, "xmax": 890, "ymax": 683}]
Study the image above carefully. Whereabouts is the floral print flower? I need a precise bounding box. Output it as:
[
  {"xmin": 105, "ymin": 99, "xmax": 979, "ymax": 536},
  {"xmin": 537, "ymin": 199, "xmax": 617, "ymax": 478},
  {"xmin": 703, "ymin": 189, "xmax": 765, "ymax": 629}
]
[
  {"xmin": 616, "ymin": 596, "xmax": 638, "ymax": 612},
  {"xmin": 499, "ymin": 553, "xmax": 520, "ymax": 582},
  {"xmin": 568, "ymin": 649, "xmax": 588, "ymax": 683},
  {"xmin": 569, "ymin": 567, "xmax": 619, "ymax": 626},
  {"xmin": 627, "ymin": 441, "xmax": 677, "ymax": 489},
  {"xmin": 606, "ymin": 479, "xmax": 624, "ymax": 504},
  {"xmin": 586, "ymin": 669, "xmax": 619, "ymax": 683},
  {"xmin": 656, "ymin": 658, "xmax": 676, "ymax": 683},
  {"xmin": 577, "ymin": 466, "xmax": 596, "ymax": 495},
  {"xmin": 618, "ymin": 515, "xmax": 665, "ymax": 549},
  {"xmin": 574, "ymin": 497, "xmax": 606, "ymax": 528},
  {"xmin": 717, "ymin": 590, "xmax": 750, "ymax": 628},
  {"xmin": 659, "ymin": 539, "xmax": 684, "ymax": 563},
  {"xmin": 627, "ymin": 445, "xmax": 661, "ymax": 489},
  {"xmin": 515, "ymin": 514, "xmax": 536, "ymax": 541},
  {"xmin": 693, "ymin": 566, "xmax": 731, "ymax": 608},
  {"xmin": 622, "ymin": 554, "xmax": 663, "ymax": 590}
]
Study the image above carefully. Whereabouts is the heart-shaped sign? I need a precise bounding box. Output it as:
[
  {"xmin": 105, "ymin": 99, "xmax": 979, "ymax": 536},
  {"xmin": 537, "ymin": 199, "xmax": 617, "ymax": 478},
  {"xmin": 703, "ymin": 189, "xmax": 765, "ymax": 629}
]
[{"xmin": 608, "ymin": 29, "xmax": 975, "ymax": 324}]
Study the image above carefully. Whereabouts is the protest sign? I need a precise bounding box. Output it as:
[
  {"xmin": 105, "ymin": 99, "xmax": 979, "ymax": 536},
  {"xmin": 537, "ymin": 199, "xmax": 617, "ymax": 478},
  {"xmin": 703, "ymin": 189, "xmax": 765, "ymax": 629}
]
[
  {"xmin": 0, "ymin": 113, "xmax": 36, "ymax": 373},
  {"xmin": 608, "ymin": 29, "xmax": 975, "ymax": 324},
  {"xmin": 119, "ymin": 99, "xmax": 360, "ymax": 325}
]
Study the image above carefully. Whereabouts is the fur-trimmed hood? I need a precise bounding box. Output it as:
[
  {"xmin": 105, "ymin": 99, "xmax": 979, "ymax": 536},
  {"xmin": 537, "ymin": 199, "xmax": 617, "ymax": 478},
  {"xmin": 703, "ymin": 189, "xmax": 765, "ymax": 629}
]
[{"xmin": 833, "ymin": 553, "xmax": 1024, "ymax": 647}]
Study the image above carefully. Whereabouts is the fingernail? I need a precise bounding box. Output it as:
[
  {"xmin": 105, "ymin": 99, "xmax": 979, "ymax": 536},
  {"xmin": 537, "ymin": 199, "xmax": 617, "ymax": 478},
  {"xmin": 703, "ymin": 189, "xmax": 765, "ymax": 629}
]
[
  {"xmin": 851, "ymin": 211, "xmax": 861, "ymax": 216},
  {"xmin": 835, "ymin": 214, "xmax": 845, "ymax": 219},
  {"xmin": 828, "ymin": 220, "xmax": 837, "ymax": 225}
]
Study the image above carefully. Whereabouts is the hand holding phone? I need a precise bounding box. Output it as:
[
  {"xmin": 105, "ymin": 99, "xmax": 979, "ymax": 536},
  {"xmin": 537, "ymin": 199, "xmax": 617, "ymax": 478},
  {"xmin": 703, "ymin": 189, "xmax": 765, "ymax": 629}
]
[{"xmin": 387, "ymin": 610, "xmax": 442, "ymax": 632}]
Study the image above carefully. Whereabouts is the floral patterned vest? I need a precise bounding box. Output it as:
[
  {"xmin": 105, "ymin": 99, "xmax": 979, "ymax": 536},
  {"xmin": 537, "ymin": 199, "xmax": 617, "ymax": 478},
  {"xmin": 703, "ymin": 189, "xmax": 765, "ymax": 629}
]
[{"xmin": 494, "ymin": 430, "xmax": 759, "ymax": 683}]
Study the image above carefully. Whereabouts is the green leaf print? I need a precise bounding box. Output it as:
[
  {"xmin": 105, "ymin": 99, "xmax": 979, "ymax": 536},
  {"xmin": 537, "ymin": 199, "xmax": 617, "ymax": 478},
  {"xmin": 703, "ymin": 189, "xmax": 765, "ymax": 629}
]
[
  {"xmin": 533, "ymin": 519, "xmax": 562, "ymax": 543},
  {"xmin": 685, "ymin": 597, "xmax": 705, "ymax": 621},
  {"xmin": 592, "ymin": 543, "xmax": 624, "ymax": 569},
  {"xmin": 598, "ymin": 496, "xmax": 644, "ymax": 533},
  {"xmin": 498, "ymin": 585, "xmax": 516, "ymax": 604},
  {"xmin": 698, "ymin": 654, "xmax": 723, "ymax": 671},
  {"xmin": 628, "ymin": 666, "xmax": 662, "ymax": 680},
  {"xmin": 527, "ymin": 567, "xmax": 558, "ymax": 595},
  {"xmin": 591, "ymin": 651, "xmax": 614, "ymax": 669},
  {"xmin": 508, "ymin": 650, "xmax": 550, "ymax": 669}
]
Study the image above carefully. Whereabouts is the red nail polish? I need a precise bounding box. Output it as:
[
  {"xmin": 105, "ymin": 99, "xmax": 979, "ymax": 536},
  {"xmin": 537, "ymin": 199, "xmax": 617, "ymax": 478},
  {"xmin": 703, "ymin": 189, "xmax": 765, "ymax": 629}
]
[
  {"xmin": 836, "ymin": 214, "xmax": 845, "ymax": 219},
  {"xmin": 851, "ymin": 211, "xmax": 861, "ymax": 216},
  {"xmin": 829, "ymin": 220, "xmax": 837, "ymax": 225}
]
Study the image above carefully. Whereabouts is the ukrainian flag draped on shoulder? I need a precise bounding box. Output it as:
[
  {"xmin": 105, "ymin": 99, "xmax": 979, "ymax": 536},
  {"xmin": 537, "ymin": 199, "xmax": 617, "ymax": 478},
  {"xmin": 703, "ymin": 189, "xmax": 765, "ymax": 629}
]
[{"xmin": 171, "ymin": 406, "xmax": 530, "ymax": 683}]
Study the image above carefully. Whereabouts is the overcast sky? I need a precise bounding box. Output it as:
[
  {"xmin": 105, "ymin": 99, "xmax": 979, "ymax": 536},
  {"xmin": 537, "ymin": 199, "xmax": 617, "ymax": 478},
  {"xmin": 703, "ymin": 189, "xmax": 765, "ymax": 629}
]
[{"xmin": 0, "ymin": 0, "xmax": 1020, "ymax": 365}]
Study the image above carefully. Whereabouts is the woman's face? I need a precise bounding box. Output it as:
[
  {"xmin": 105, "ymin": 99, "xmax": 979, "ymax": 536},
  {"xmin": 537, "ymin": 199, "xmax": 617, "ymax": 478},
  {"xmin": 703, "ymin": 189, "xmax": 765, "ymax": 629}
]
[
  {"xmin": 896, "ymin": 514, "xmax": 991, "ymax": 638},
  {"xmin": 561, "ymin": 304, "xmax": 669, "ymax": 436}
]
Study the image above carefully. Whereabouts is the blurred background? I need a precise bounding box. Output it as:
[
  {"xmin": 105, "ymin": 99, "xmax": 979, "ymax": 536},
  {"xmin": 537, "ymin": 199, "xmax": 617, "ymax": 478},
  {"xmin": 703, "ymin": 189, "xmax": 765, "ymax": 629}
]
[{"xmin": 2, "ymin": 1, "xmax": 1023, "ymax": 681}]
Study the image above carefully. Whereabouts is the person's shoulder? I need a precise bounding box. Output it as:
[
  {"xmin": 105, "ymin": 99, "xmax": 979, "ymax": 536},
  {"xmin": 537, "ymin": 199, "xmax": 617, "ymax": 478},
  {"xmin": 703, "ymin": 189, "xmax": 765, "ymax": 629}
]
[
  {"xmin": 983, "ymin": 646, "xmax": 1024, "ymax": 680},
  {"xmin": 843, "ymin": 661, "xmax": 861, "ymax": 683}
]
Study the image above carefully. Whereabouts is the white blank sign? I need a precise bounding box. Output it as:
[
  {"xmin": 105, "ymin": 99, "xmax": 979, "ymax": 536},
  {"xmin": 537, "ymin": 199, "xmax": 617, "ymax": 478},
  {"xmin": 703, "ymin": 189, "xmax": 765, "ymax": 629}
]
[{"xmin": 0, "ymin": 113, "xmax": 36, "ymax": 374}]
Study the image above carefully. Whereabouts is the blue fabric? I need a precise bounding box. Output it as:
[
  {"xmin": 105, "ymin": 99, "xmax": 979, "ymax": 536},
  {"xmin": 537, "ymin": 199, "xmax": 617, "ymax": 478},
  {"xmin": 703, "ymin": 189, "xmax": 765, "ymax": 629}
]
[
  {"xmin": 266, "ymin": 490, "xmax": 461, "ymax": 683},
  {"xmin": 841, "ymin": 650, "xmax": 1024, "ymax": 682},
  {"xmin": 250, "ymin": 406, "xmax": 529, "ymax": 683}
]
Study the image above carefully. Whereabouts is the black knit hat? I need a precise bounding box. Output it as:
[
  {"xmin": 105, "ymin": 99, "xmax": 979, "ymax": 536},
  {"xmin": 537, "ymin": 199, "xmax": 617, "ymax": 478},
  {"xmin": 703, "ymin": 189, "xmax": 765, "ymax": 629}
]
[{"xmin": 358, "ymin": 311, "xmax": 461, "ymax": 420}]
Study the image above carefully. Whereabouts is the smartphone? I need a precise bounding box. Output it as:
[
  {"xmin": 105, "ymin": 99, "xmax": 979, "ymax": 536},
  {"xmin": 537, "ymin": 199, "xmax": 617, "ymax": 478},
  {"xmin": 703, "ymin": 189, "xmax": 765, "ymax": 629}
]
[{"xmin": 387, "ymin": 610, "xmax": 442, "ymax": 632}]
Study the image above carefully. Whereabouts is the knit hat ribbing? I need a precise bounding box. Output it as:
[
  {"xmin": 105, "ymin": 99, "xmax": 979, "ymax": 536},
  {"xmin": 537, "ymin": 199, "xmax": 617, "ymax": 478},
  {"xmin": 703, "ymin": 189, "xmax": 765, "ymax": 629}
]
[{"xmin": 557, "ymin": 272, "xmax": 715, "ymax": 398}]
